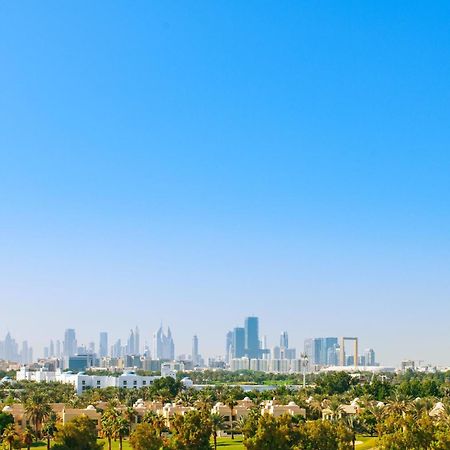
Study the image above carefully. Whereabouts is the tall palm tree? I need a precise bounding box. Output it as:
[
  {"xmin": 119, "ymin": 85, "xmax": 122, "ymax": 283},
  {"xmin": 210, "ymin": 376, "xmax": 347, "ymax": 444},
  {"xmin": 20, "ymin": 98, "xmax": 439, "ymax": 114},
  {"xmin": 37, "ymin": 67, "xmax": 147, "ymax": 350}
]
[
  {"xmin": 153, "ymin": 414, "xmax": 166, "ymax": 437},
  {"xmin": 25, "ymin": 395, "xmax": 52, "ymax": 438},
  {"xmin": 142, "ymin": 410, "xmax": 157, "ymax": 424},
  {"xmin": 176, "ymin": 391, "xmax": 195, "ymax": 407},
  {"xmin": 113, "ymin": 416, "xmax": 130, "ymax": 450},
  {"xmin": 210, "ymin": 413, "xmax": 225, "ymax": 450},
  {"xmin": 101, "ymin": 408, "xmax": 119, "ymax": 450},
  {"xmin": 124, "ymin": 406, "xmax": 137, "ymax": 434},
  {"xmin": 226, "ymin": 398, "xmax": 237, "ymax": 440},
  {"xmin": 22, "ymin": 426, "xmax": 35, "ymax": 450},
  {"xmin": 328, "ymin": 399, "xmax": 343, "ymax": 422},
  {"xmin": 142, "ymin": 410, "xmax": 165, "ymax": 437},
  {"xmin": 2, "ymin": 424, "xmax": 17, "ymax": 450},
  {"xmin": 42, "ymin": 412, "xmax": 58, "ymax": 450}
]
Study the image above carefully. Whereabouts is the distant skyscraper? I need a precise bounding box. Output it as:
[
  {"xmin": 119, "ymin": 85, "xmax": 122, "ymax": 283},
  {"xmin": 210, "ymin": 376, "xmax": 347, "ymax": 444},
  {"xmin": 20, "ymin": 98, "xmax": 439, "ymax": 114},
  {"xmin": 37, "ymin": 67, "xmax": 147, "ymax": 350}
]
[
  {"xmin": 88, "ymin": 342, "xmax": 95, "ymax": 354},
  {"xmin": 49, "ymin": 340, "xmax": 55, "ymax": 358},
  {"xmin": 304, "ymin": 337, "xmax": 338, "ymax": 366},
  {"xmin": 63, "ymin": 329, "xmax": 77, "ymax": 358},
  {"xmin": 272, "ymin": 346, "xmax": 281, "ymax": 359},
  {"xmin": 111, "ymin": 339, "xmax": 122, "ymax": 358},
  {"xmin": 21, "ymin": 341, "xmax": 29, "ymax": 365},
  {"xmin": 280, "ymin": 331, "xmax": 289, "ymax": 349},
  {"xmin": 127, "ymin": 329, "xmax": 135, "ymax": 355},
  {"xmin": 244, "ymin": 316, "xmax": 260, "ymax": 359},
  {"xmin": 232, "ymin": 327, "xmax": 246, "ymax": 358},
  {"xmin": 192, "ymin": 335, "xmax": 199, "ymax": 366},
  {"xmin": 153, "ymin": 325, "xmax": 175, "ymax": 360},
  {"xmin": 364, "ymin": 348, "xmax": 376, "ymax": 366},
  {"xmin": 56, "ymin": 340, "xmax": 61, "ymax": 358},
  {"xmin": 134, "ymin": 326, "xmax": 140, "ymax": 355},
  {"xmin": 225, "ymin": 331, "xmax": 233, "ymax": 363},
  {"xmin": 99, "ymin": 332, "xmax": 108, "ymax": 358}
]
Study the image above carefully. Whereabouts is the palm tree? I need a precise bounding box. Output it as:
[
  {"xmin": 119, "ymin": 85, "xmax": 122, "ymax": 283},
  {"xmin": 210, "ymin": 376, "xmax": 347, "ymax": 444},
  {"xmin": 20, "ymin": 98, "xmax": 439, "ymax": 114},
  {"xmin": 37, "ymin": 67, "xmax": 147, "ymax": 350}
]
[
  {"xmin": 113, "ymin": 416, "xmax": 130, "ymax": 450},
  {"xmin": 142, "ymin": 410, "xmax": 157, "ymax": 424},
  {"xmin": 328, "ymin": 399, "xmax": 343, "ymax": 422},
  {"xmin": 142, "ymin": 410, "xmax": 165, "ymax": 437},
  {"xmin": 2, "ymin": 424, "xmax": 17, "ymax": 450},
  {"xmin": 210, "ymin": 413, "xmax": 225, "ymax": 450},
  {"xmin": 153, "ymin": 414, "xmax": 166, "ymax": 437},
  {"xmin": 176, "ymin": 391, "xmax": 195, "ymax": 407},
  {"xmin": 197, "ymin": 391, "xmax": 213, "ymax": 413},
  {"xmin": 25, "ymin": 395, "xmax": 52, "ymax": 438},
  {"xmin": 22, "ymin": 426, "xmax": 35, "ymax": 450},
  {"xmin": 42, "ymin": 412, "xmax": 58, "ymax": 450},
  {"xmin": 101, "ymin": 408, "xmax": 119, "ymax": 450},
  {"xmin": 226, "ymin": 398, "xmax": 237, "ymax": 439},
  {"xmin": 124, "ymin": 406, "xmax": 137, "ymax": 434}
]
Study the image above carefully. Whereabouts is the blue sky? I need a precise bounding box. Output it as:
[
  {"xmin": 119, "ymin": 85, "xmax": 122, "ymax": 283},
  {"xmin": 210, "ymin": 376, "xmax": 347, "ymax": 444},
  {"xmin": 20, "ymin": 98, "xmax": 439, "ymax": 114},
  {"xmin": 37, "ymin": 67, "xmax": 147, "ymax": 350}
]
[{"xmin": 1, "ymin": 1, "xmax": 450, "ymax": 365}]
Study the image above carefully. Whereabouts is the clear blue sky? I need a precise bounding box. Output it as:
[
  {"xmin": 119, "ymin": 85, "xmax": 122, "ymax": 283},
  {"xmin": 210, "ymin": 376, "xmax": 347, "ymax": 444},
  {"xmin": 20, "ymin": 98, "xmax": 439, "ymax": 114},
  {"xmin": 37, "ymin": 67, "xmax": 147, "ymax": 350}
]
[{"xmin": 1, "ymin": 1, "xmax": 450, "ymax": 366}]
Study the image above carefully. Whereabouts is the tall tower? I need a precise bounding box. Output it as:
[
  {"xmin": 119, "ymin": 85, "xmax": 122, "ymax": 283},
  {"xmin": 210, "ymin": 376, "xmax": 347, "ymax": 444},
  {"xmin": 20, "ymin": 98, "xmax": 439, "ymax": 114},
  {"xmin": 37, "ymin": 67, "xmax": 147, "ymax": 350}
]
[
  {"xmin": 244, "ymin": 316, "xmax": 260, "ymax": 359},
  {"xmin": 63, "ymin": 329, "xmax": 77, "ymax": 357},
  {"xmin": 280, "ymin": 331, "xmax": 289, "ymax": 349},
  {"xmin": 225, "ymin": 331, "xmax": 233, "ymax": 363},
  {"xmin": 153, "ymin": 325, "xmax": 175, "ymax": 360},
  {"xmin": 192, "ymin": 335, "xmax": 199, "ymax": 366},
  {"xmin": 99, "ymin": 332, "xmax": 108, "ymax": 358},
  {"xmin": 134, "ymin": 326, "xmax": 140, "ymax": 355},
  {"xmin": 232, "ymin": 327, "xmax": 245, "ymax": 358},
  {"xmin": 127, "ymin": 329, "xmax": 135, "ymax": 355}
]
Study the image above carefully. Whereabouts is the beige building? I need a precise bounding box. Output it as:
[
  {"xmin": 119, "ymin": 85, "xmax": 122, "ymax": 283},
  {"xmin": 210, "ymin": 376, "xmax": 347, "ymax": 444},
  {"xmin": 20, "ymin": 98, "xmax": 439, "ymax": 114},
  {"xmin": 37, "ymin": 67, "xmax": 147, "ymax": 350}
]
[{"xmin": 2, "ymin": 403, "xmax": 101, "ymax": 433}]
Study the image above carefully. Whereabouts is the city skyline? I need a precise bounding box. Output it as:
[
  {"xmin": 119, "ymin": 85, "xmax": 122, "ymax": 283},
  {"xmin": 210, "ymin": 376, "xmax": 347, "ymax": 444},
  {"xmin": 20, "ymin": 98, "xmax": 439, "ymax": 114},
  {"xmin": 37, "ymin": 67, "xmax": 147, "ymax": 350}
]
[
  {"xmin": 2, "ymin": 2, "xmax": 450, "ymax": 367},
  {"xmin": 1, "ymin": 318, "xmax": 381, "ymax": 367}
]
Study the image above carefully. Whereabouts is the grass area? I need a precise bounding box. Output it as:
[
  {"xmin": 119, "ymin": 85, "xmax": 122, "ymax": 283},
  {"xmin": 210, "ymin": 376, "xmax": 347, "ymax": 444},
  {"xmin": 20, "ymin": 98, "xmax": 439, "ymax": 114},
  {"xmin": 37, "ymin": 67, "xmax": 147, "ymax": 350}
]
[
  {"xmin": 28, "ymin": 435, "xmax": 375, "ymax": 450},
  {"xmin": 98, "ymin": 440, "xmax": 132, "ymax": 449},
  {"xmin": 356, "ymin": 435, "xmax": 378, "ymax": 449},
  {"xmin": 215, "ymin": 436, "xmax": 245, "ymax": 449}
]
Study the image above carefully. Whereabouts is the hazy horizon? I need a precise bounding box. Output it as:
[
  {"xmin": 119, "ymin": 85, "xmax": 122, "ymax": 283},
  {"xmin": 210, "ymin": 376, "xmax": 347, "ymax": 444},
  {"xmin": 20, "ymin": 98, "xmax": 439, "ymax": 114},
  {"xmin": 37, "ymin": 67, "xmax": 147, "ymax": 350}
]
[{"xmin": 2, "ymin": 1, "xmax": 450, "ymax": 367}]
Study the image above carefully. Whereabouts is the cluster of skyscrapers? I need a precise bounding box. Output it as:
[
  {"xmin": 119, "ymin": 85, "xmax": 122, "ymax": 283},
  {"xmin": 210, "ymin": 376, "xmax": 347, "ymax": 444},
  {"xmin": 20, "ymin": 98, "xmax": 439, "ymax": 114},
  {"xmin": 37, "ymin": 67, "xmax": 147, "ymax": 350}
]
[
  {"xmin": 226, "ymin": 317, "xmax": 296, "ymax": 363},
  {"xmin": 1, "ymin": 317, "xmax": 377, "ymax": 372},
  {"xmin": 0, "ymin": 332, "xmax": 32, "ymax": 365},
  {"xmin": 226, "ymin": 316, "xmax": 264, "ymax": 361},
  {"xmin": 304, "ymin": 337, "xmax": 376, "ymax": 367}
]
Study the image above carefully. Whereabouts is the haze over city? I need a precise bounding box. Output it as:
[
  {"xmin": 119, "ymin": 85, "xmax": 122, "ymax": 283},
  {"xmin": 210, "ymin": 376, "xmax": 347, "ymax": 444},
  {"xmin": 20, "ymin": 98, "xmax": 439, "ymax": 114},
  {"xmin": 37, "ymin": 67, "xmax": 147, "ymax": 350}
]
[{"xmin": 2, "ymin": 1, "xmax": 450, "ymax": 367}]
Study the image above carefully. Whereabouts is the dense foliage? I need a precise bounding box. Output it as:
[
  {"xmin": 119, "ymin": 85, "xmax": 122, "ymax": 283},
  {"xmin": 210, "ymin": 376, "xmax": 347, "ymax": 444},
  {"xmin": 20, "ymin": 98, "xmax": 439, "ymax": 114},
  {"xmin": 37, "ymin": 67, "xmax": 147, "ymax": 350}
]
[{"xmin": 2, "ymin": 369, "xmax": 450, "ymax": 449}]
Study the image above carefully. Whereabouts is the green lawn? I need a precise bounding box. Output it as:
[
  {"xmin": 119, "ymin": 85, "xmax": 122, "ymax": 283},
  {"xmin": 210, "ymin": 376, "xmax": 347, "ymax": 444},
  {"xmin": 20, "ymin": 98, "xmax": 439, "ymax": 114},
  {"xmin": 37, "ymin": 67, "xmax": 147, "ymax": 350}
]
[
  {"xmin": 97, "ymin": 437, "xmax": 244, "ymax": 449},
  {"xmin": 98, "ymin": 440, "xmax": 132, "ymax": 449},
  {"xmin": 28, "ymin": 435, "xmax": 375, "ymax": 450},
  {"xmin": 215, "ymin": 436, "xmax": 245, "ymax": 449},
  {"xmin": 356, "ymin": 435, "xmax": 378, "ymax": 450}
]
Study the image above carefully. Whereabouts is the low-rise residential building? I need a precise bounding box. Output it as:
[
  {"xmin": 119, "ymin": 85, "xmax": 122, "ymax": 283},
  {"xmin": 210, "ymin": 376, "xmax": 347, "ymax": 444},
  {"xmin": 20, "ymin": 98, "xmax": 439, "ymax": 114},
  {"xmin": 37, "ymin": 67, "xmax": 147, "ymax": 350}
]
[{"xmin": 16, "ymin": 368, "xmax": 167, "ymax": 395}]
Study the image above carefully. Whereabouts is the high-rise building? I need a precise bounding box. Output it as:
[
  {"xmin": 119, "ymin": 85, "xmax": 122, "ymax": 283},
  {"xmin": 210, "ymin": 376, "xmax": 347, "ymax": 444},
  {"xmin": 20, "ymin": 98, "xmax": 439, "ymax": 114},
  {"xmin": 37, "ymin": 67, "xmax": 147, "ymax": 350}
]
[
  {"xmin": 364, "ymin": 348, "xmax": 376, "ymax": 366},
  {"xmin": 111, "ymin": 339, "xmax": 122, "ymax": 358},
  {"xmin": 127, "ymin": 329, "xmax": 135, "ymax": 355},
  {"xmin": 49, "ymin": 340, "xmax": 55, "ymax": 358},
  {"xmin": 153, "ymin": 326, "xmax": 175, "ymax": 360},
  {"xmin": 56, "ymin": 340, "xmax": 61, "ymax": 358},
  {"xmin": 304, "ymin": 337, "xmax": 338, "ymax": 366},
  {"xmin": 99, "ymin": 332, "xmax": 108, "ymax": 358},
  {"xmin": 192, "ymin": 335, "xmax": 199, "ymax": 366},
  {"xmin": 280, "ymin": 331, "xmax": 289, "ymax": 349},
  {"xmin": 134, "ymin": 326, "xmax": 140, "ymax": 355},
  {"xmin": 21, "ymin": 341, "xmax": 29, "ymax": 365},
  {"xmin": 244, "ymin": 316, "xmax": 260, "ymax": 359},
  {"xmin": 232, "ymin": 327, "xmax": 246, "ymax": 358},
  {"xmin": 225, "ymin": 331, "xmax": 233, "ymax": 363},
  {"xmin": 63, "ymin": 329, "xmax": 77, "ymax": 358}
]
